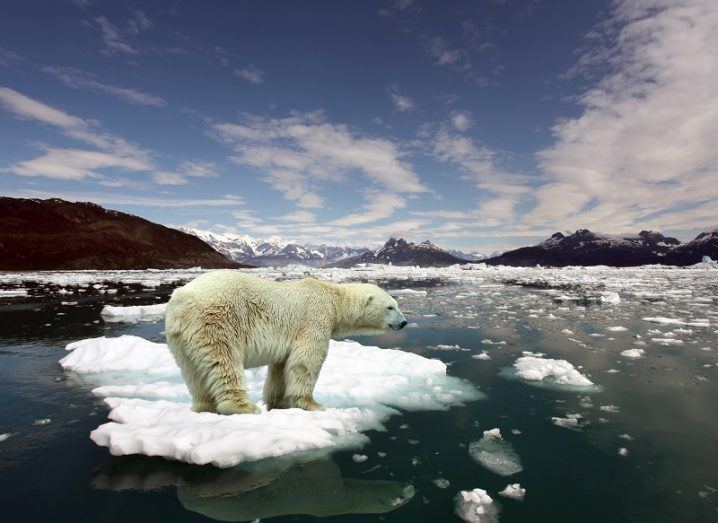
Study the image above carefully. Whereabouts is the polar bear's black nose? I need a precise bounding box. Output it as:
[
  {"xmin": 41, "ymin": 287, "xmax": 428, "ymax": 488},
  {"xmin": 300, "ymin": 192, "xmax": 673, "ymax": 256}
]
[{"xmin": 399, "ymin": 320, "xmax": 408, "ymax": 329}]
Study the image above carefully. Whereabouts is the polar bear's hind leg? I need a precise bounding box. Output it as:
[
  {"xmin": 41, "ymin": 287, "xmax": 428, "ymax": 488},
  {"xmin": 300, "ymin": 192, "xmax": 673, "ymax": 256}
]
[
  {"xmin": 263, "ymin": 361, "xmax": 286, "ymax": 410},
  {"xmin": 201, "ymin": 336, "xmax": 259, "ymax": 415}
]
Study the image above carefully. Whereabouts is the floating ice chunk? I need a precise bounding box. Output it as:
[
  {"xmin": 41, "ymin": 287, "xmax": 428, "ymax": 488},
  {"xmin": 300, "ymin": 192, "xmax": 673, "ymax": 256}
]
[
  {"xmin": 599, "ymin": 292, "xmax": 620, "ymax": 305},
  {"xmin": 429, "ymin": 344, "xmax": 469, "ymax": 352},
  {"xmin": 498, "ymin": 483, "xmax": 525, "ymax": 501},
  {"xmin": 0, "ymin": 289, "xmax": 28, "ymax": 297},
  {"xmin": 60, "ymin": 336, "xmax": 480, "ymax": 467},
  {"xmin": 433, "ymin": 478, "xmax": 451, "ymax": 489},
  {"xmin": 643, "ymin": 317, "xmax": 709, "ymax": 327},
  {"xmin": 620, "ymin": 348, "xmax": 644, "ymax": 359},
  {"xmin": 468, "ymin": 428, "xmax": 523, "ymax": 476},
  {"xmin": 618, "ymin": 448, "xmax": 629, "ymax": 456},
  {"xmin": 61, "ymin": 301, "xmax": 78, "ymax": 306},
  {"xmin": 510, "ymin": 356, "xmax": 596, "ymax": 390},
  {"xmin": 100, "ymin": 303, "xmax": 167, "ymax": 323},
  {"xmin": 608, "ymin": 326, "xmax": 628, "ymax": 332},
  {"xmin": 600, "ymin": 405, "xmax": 620, "ymax": 413},
  {"xmin": 455, "ymin": 488, "xmax": 499, "ymax": 523},
  {"xmin": 0, "ymin": 433, "xmax": 11, "ymax": 443},
  {"xmin": 472, "ymin": 351, "xmax": 491, "ymax": 360},
  {"xmin": 551, "ymin": 413, "xmax": 585, "ymax": 430},
  {"xmin": 390, "ymin": 289, "xmax": 427, "ymax": 296},
  {"xmin": 33, "ymin": 418, "xmax": 51, "ymax": 425},
  {"xmin": 352, "ymin": 454, "xmax": 368, "ymax": 463},
  {"xmin": 651, "ymin": 338, "xmax": 684, "ymax": 346}
]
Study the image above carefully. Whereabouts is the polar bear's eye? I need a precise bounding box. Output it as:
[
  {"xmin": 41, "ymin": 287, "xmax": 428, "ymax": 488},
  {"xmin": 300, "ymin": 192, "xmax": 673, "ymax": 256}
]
[{"xmin": 387, "ymin": 306, "xmax": 394, "ymax": 310}]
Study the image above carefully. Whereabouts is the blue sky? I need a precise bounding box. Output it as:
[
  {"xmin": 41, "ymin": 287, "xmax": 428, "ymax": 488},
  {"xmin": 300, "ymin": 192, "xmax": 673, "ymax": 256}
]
[{"xmin": 1, "ymin": 0, "xmax": 716, "ymax": 252}]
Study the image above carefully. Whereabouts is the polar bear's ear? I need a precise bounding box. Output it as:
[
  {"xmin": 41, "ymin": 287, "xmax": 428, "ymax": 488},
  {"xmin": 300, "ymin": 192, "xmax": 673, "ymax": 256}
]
[{"xmin": 365, "ymin": 295, "xmax": 374, "ymax": 306}]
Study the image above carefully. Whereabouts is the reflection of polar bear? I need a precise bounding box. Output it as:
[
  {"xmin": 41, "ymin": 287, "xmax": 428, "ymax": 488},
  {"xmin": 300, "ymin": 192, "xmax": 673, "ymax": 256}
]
[{"xmin": 165, "ymin": 271, "xmax": 407, "ymax": 415}]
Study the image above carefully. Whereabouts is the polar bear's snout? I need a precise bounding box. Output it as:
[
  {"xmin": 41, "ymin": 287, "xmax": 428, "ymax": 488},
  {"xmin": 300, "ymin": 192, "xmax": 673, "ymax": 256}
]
[{"xmin": 389, "ymin": 309, "xmax": 408, "ymax": 330}]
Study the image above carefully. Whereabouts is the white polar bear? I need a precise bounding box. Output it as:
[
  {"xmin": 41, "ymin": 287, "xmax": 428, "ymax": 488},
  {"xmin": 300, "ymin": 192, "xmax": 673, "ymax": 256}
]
[{"xmin": 165, "ymin": 270, "xmax": 407, "ymax": 415}]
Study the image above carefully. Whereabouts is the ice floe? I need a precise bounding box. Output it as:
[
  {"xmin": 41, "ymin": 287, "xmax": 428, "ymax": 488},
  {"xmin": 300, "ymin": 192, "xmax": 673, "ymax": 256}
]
[
  {"xmin": 468, "ymin": 428, "xmax": 523, "ymax": 476},
  {"xmin": 551, "ymin": 413, "xmax": 585, "ymax": 430},
  {"xmin": 100, "ymin": 303, "xmax": 167, "ymax": 323},
  {"xmin": 498, "ymin": 483, "xmax": 525, "ymax": 501},
  {"xmin": 59, "ymin": 335, "xmax": 480, "ymax": 467},
  {"xmin": 455, "ymin": 488, "xmax": 499, "ymax": 523},
  {"xmin": 507, "ymin": 356, "xmax": 597, "ymax": 391}
]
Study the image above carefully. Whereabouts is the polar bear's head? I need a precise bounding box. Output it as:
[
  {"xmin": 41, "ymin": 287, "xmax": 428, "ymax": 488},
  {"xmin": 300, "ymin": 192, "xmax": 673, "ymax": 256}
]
[{"xmin": 353, "ymin": 283, "xmax": 407, "ymax": 332}]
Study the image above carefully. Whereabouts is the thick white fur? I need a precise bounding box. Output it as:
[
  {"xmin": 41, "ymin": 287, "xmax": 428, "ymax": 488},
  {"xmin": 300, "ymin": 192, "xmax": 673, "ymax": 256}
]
[{"xmin": 165, "ymin": 270, "xmax": 406, "ymax": 415}]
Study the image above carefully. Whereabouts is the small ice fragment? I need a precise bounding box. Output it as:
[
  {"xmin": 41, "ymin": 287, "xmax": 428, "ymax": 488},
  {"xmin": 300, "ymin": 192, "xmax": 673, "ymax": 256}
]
[
  {"xmin": 472, "ymin": 351, "xmax": 491, "ymax": 360},
  {"xmin": 510, "ymin": 429, "xmax": 522, "ymax": 435},
  {"xmin": 352, "ymin": 454, "xmax": 368, "ymax": 463},
  {"xmin": 551, "ymin": 413, "xmax": 584, "ymax": 430},
  {"xmin": 608, "ymin": 326, "xmax": 628, "ymax": 332},
  {"xmin": 599, "ymin": 292, "xmax": 620, "ymax": 305},
  {"xmin": 600, "ymin": 405, "xmax": 620, "ymax": 413},
  {"xmin": 618, "ymin": 447, "xmax": 629, "ymax": 456},
  {"xmin": 0, "ymin": 433, "xmax": 11, "ymax": 443},
  {"xmin": 621, "ymin": 348, "xmax": 644, "ymax": 359},
  {"xmin": 619, "ymin": 434, "xmax": 633, "ymax": 441},
  {"xmin": 454, "ymin": 488, "xmax": 499, "ymax": 523},
  {"xmin": 498, "ymin": 483, "xmax": 525, "ymax": 501},
  {"xmin": 390, "ymin": 289, "xmax": 427, "ymax": 296},
  {"xmin": 468, "ymin": 428, "xmax": 523, "ymax": 476},
  {"xmin": 433, "ymin": 478, "xmax": 451, "ymax": 489},
  {"xmin": 33, "ymin": 418, "xmax": 51, "ymax": 425}
]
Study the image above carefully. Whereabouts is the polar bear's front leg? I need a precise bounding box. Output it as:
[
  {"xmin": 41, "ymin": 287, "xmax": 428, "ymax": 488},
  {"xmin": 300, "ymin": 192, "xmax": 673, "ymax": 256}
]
[{"xmin": 281, "ymin": 338, "xmax": 328, "ymax": 411}]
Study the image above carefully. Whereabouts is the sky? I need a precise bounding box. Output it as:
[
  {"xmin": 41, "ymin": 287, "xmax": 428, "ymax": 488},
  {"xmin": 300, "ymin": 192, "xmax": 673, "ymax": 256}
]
[{"xmin": 1, "ymin": 0, "xmax": 716, "ymax": 253}]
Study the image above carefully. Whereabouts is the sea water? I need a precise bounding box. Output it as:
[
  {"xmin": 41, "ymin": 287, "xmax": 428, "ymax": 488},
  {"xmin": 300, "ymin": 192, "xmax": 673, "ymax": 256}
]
[{"xmin": 0, "ymin": 265, "xmax": 716, "ymax": 522}]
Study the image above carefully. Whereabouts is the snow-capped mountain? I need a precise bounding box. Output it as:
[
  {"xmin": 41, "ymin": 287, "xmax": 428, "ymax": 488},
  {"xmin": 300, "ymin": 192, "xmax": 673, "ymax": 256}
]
[
  {"xmin": 328, "ymin": 237, "xmax": 469, "ymax": 268},
  {"xmin": 487, "ymin": 229, "xmax": 715, "ymax": 267},
  {"xmin": 181, "ymin": 228, "xmax": 367, "ymax": 267},
  {"xmin": 447, "ymin": 249, "xmax": 502, "ymax": 262}
]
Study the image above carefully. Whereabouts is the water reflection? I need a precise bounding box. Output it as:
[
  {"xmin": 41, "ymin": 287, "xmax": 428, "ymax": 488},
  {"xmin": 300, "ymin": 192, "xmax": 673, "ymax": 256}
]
[{"xmin": 94, "ymin": 456, "xmax": 415, "ymax": 521}]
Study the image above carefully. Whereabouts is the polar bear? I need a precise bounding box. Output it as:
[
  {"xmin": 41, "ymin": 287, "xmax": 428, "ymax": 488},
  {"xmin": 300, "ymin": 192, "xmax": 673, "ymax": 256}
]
[{"xmin": 165, "ymin": 270, "xmax": 407, "ymax": 415}]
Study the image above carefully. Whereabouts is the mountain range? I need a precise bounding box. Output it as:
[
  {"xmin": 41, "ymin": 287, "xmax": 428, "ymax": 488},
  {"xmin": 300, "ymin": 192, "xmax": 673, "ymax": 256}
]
[
  {"xmin": 182, "ymin": 228, "xmax": 369, "ymax": 267},
  {"xmin": 327, "ymin": 237, "xmax": 470, "ymax": 268},
  {"xmin": 487, "ymin": 229, "xmax": 718, "ymax": 267},
  {"xmin": 0, "ymin": 198, "xmax": 246, "ymax": 271}
]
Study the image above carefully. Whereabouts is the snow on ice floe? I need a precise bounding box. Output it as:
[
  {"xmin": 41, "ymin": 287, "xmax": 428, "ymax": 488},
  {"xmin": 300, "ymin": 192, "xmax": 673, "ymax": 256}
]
[
  {"xmin": 100, "ymin": 303, "xmax": 167, "ymax": 323},
  {"xmin": 468, "ymin": 428, "xmax": 523, "ymax": 476},
  {"xmin": 454, "ymin": 488, "xmax": 499, "ymax": 523},
  {"xmin": 504, "ymin": 356, "xmax": 598, "ymax": 392},
  {"xmin": 59, "ymin": 335, "xmax": 481, "ymax": 467}
]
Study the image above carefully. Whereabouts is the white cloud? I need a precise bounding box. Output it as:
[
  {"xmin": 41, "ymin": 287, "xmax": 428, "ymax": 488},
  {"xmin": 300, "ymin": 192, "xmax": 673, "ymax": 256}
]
[
  {"xmin": 214, "ymin": 111, "xmax": 426, "ymax": 208},
  {"xmin": 330, "ymin": 193, "xmax": 406, "ymax": 226},
  {"xmin": 151, "ymin": 171, "xmax": 188, "ymax": 185},
  {"xmin": 11, "ymin": 189, "xmax": 244, "ymax": 207},
  {"xmin": 532, "ymin": 0, "xmax": 718, "ymax": 233},
  {"xmin": 0, "ymin": 47, "xmax": 22, "ymax": 67},
  {"xmin": 95, "ymin": 16, "xmax": 138, "ymax": 55},
  {"xmin": 276, "ymin": 210, "xmax": 316, "ymax": 223},
  {"xmin": 43, "ymin": 67, "xmax": 166, "ymax": 107},
  {"xmin": 3, "ymin": 148, "xmax": 149, "ymax": 180},
  {"xmin": 178, "ymin": 160, "xmax": 218, "ymax": 178},
  {"xmin": 234, "ymin": 65, "xmax": 264, "ymax": 84},
  {"xmin": 0, "ymin": 85, "xmax": 151, "ymax": 162},
  {"xmin": 450, "ymin": 111, "xmax": 472, "ymax": 132},
  {"xmin": 388, "ymin": 84, "xmax": 415, "ymax": 112},
  {"xmin": 427, "ymin": 37, "xmax": 469, "ymax": 71}
]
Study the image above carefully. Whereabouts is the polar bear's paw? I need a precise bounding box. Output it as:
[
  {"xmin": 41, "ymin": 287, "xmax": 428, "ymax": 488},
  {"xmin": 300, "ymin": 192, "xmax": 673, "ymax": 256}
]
[
  {"xmin": 291, "ymin": 396, "xmax": 326, "ymax": 412},
  {"xmin": 215, "ymin": 398, "xmax": 261, "ymax": 415}
]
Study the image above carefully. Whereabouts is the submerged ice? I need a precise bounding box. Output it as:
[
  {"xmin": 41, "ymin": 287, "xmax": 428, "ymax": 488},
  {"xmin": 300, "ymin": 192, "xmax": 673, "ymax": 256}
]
[
  {"xmin": 59, "ymin": 335, "xmax": 480, "ymax": 467},
  {"xmin": 468, "ymin": 428, "xmax": 523, "ymax": 476}
]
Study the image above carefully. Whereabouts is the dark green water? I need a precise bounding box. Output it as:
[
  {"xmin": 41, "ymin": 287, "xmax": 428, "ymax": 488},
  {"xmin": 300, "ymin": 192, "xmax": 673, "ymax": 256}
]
[{"xmin": 0, "ymin": 273, "xmax": 716, "ymax": 522}]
